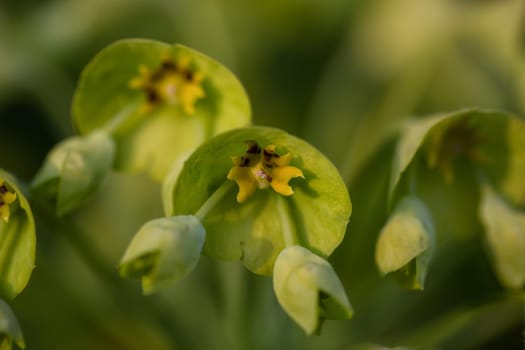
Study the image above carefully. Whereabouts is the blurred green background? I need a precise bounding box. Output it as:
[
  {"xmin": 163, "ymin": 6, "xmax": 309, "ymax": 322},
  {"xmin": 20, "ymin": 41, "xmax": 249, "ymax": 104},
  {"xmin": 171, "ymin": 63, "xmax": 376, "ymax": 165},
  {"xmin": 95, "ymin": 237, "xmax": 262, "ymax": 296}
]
[{"xmin": 1, "ymin": 0, "xmax": 524, "ymax": 349}]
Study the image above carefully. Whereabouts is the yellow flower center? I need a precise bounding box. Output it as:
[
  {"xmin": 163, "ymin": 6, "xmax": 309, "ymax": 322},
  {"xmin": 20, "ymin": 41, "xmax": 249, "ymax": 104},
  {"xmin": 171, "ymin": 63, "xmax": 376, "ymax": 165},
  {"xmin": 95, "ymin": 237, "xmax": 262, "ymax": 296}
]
[
  {"xmin": 129, "ymin": 56, "xmax": 205, "ymax": 115},
  {"xmin": 227, "ymin": 141, "xmax": 304, "ymax": 203},
  {"xmin": 426, "ymin": 118, "xmax": 485, "ymax": 183},
  {"xmin": 0, "ymin": 180, "xmax": 17, "ymax": 222}
]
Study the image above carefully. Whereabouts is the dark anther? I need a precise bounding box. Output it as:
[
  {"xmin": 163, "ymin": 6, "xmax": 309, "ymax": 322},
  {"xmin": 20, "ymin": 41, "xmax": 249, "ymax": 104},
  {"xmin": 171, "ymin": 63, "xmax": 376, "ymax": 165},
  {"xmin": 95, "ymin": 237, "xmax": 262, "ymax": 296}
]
[
  {"xmin": 0, "ymin": 185, "xmax": 7, "ymax": 194},
  {"xmin": 263, "ymin": 148, "xmax": 278, "ymax": 162},
  {"xmin": 185, "ymin": 70, "xmax": 194, "ymax": 81},
  {"xmin": 0, "ymin": 201, "xmax": 4, "ymax": 206},
  {"xmin": 319, "ymin": 291, "xmax": 330, "ymax": 300},
  {"xmin": 246, "ymin": 142, "xmax": 261, "ymax": 154},
  {"xmin": 241, "ymin": 157, "xmax": 250, "ymax": 167},
  {"xmin": 265, "ymin": 162, "xmax": 275, "ymax": 169},
  {"xmin": 147, "ymin": 89, "xmax": 160, "ymax": 103},
  {"xmin": 263, "ymin": 149, "xmax": 273, "ymax": 157},
  {"xmin": 161, "ymin": 60, "xmax": 176, "ymax": 71},
  {"xmin": 150, "ymin": 70, "xmax": 163, "ymax": 82}
]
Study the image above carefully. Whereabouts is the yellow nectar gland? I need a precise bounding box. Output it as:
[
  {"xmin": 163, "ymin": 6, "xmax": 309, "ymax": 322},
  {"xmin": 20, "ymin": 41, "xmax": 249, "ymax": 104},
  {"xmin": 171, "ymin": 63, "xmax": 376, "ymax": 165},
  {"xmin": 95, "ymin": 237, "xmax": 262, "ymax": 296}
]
[
  {"xmin": 227, "ymin": 141, "xmax": 304, "ymax": 203},
  {"xmin": 129, "ymin": 56, "xmax": 205, "ymax": 115},
  {"xmin": 0, "ymin": 180, "xmax": 17, "ymax": 222},
  {"xmin": 426, "ymin": 118, "xmax": 485, "ymax": 184}
]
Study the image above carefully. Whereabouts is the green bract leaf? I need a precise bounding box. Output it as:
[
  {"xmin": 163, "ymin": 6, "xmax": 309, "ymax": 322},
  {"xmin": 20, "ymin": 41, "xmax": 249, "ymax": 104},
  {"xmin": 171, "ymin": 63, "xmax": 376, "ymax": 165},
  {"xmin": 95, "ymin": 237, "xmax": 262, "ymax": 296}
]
[
  {"xmin": 169, "ymin": 126, "xmax": 351, "ymax": 275},
  {"xmin": 391, "ymin": 109, "xmax": 525, "ymax": 200},
  {"xmin": 72, "ymin": 39, "xmax": 251, "ymax": 180},
  {"xmin": 273, "ymin": 245, "xmax": 352, "ymax": 335},
  {"xmin": 0, "ymin": 170, "xmax": 35, "ymax": 301},
  {"xmin": 0, "ymin": 299, "xmax": 25, "ymax": 350},
  {"xmin": 375, "ymin": 196, "xmax": 435, "ymax": 290},
  {"xmin": 481, "ymin": 115, "xmax": 525, "ymax": 208},
  {"xmin": 480, "ymin": 183, "xmax": 525, "ymax": 290},
  {"xmin": 161, "ymin": 150, "xmax": 192, "ymax": 217},
  {"xmin": 120, "ymin": 215, "xmax": 205, "ymax": 294},
  {"xmin": 31, "ymin": 131, "xmax": 115, "ymax": 216}
]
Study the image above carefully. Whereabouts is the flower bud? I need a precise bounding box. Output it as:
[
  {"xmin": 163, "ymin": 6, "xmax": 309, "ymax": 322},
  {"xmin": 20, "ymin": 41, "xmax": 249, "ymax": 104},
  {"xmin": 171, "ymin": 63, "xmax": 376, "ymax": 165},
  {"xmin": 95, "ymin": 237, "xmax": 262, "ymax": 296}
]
[
  {"xmin": 273, "ymin": 246, "xmax": 352, "ymax": 335},
  {"xmin": 0, "ymin": 298, "xmax": 25, "ymax": 350},
  {"xmin": 120, "ymin": 215, "xmax": 205, "ymax": 294},
  {"xmin": 375, "ymin": 196, "xmax": 435, "ymax": 290},
  {"xmin": 480, "ymin": 183, "xmax": 525, "ymax": 290},
  {"xmin": 31, "ymin": 131, "xmax": 114, "ymax": 216}
]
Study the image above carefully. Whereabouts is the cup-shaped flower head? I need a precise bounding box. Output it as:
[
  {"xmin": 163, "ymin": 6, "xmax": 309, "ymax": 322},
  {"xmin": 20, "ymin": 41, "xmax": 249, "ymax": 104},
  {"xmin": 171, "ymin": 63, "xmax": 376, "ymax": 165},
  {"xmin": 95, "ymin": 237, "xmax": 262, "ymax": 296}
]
[
  {"xmin": 0, "ymin": 298, "xmax": 25, "ymax": 350},
  {"xmin": 31, "ymin": 131, "xmax": 115, "ymax": 216},
  {"xmin": 72, "ymin": 39, "xmax": 251, "ymax": 181},
  {"xmin": 387, "ymin": 108, "xmax": 525, "ymax": 289},
  {"xmin": 0, "ymin": 170, "xmax": 35, "ymax": 301},
  {"xmin": 166, "ymin": 126, "xmax": 352, "ymax": 276},
  {"xmin": 375, "ymin": 196, "xmax": 435, "ymax": 290},
  {"xmin": 273, "ymin": 246, "xmax": 352, "ymax": 335},
  {"xmin": 119, "ymin": 215, "xmax": 205, "ymax": 294}
]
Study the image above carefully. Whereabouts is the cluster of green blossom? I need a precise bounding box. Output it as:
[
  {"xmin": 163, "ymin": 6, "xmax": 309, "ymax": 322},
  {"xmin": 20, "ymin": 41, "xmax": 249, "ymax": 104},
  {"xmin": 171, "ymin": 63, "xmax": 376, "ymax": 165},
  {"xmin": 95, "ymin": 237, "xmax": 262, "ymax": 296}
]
[
  {"xmin": 1, "ymin": 38, "xmax": 524, "ymax": 348},
  {"xmin": 32, "ymin": 39, "xmax": 353, "ymax": 335}
]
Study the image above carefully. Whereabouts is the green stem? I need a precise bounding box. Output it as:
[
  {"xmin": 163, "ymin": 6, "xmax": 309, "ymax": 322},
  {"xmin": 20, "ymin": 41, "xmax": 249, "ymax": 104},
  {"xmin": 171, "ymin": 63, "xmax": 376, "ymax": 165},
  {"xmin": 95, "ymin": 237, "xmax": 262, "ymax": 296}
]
[
  {"xmin": 276, "ymin": 195, "xmax": 297, "ymax": 247},
  {"xmin": 195, "ymin": 181, "xmax": 234, "ymax": 221}
]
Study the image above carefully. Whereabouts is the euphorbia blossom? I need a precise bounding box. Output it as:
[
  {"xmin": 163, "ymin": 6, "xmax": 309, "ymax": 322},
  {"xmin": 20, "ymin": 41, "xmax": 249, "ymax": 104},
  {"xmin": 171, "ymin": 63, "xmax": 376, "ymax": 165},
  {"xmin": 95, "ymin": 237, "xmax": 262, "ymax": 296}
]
[{"xmin": 377, "ymin": 108, "xmax": 525, "ymax": 290}]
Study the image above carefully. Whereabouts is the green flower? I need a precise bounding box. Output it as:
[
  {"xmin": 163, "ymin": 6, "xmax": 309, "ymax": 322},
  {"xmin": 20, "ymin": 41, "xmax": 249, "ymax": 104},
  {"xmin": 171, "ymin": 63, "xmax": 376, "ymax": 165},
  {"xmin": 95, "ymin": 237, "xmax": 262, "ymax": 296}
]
[
  {"xmin": 167, "ymin": 126, "xmax": 351, "ymax": 276},
  {"xmin": 72, "ymin": 39, "xmax": 251, "ymax": 180},
  {"xmin": 385, "ymin": 108, "xmax": 525, "ymax": 289},
  {"xmin": 155, "ymin": 126, "xmax": 352, "ymax": 333}
]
